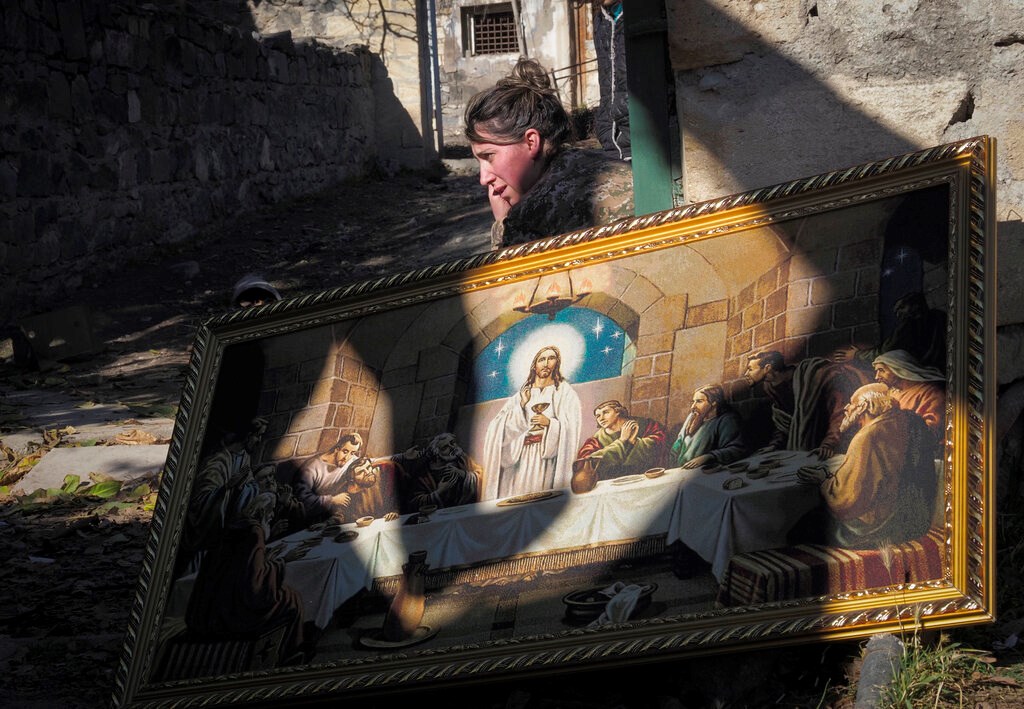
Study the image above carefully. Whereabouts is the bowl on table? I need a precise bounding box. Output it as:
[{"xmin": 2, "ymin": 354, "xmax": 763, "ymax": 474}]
[
  {"xmin": 644, "ymin": 467, "xmax": 666, "ymax": 479},
  {"xmin": 356, "ymin": 516, "xmax": 374, "ymax": 527},
  {"xmin": 561, "ymin": 583, "xmax": 657, "ymax": 625}
]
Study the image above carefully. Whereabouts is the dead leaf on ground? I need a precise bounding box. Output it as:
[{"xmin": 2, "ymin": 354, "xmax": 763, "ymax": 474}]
[{"xmin": 113, "ymin": 429, "xmax": 159, "ymax": 445}]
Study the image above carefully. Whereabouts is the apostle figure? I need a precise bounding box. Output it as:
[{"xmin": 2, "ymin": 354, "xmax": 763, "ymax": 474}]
[
  {"xmin": 670, "ymin": 384, "xmax": 747, "ymax": 469},
  {"xmin": 336, "ymin": 457, "xmax": 401, "ymax": 522},
  {"xmin": 482, "ymin": 345, "xmax": 582, "ymax": 499},
  {"xmin": 176, "ymin": 416, "xmax": 269, "ymax": 578},
  {"xmin": 391, "ymin": 432, "xmax": 482, "ymax": 514},
  {"xmin": 576, "ymin": 400, "xmax": 667, "ymax": 481},
  {"xmin": 185, "ymin": 490, "xmax": 307, "ymax": 664},
  {"xmin": 291, "ymin": 432, "xmax": 363, "ymax": 526},
  {"xmin": 743, "ymin": 350, "xmax": 867, "ymax": 459},
  {"xmin": 872, "ymin": 349, "xmax": 946, "ymax": 444},
  {"xmin": 794, "ymin": 383, "xmax": 939, "ymax": 548}
]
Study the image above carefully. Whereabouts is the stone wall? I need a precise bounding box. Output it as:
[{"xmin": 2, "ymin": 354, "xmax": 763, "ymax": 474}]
[
  {"xmin": 666, "ymin": 0, "xmax": 1024, "ymax": 325},
  {"xmin": 243, "ymin": 0, "xmax": 435, "ymax": 169},
  {"xmin": 259, "ymin": 326, "xmax": 381, "ymax": 468},
  {"xmin": 244, "ymin": 0, "xmax": 595, "ymax": 152},
  {"xmin": 0, "ymin": 1, "xmax": 387, "ymax": 323}
]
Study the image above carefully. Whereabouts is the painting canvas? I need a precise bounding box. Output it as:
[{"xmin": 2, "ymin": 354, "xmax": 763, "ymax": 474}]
[{"xmin": 113, "ymin": 136, "xmax": 996, "ymax": 708}]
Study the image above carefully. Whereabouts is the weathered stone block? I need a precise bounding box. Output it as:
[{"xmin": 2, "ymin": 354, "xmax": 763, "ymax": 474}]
[
  {"xmin": 0, "ymin": 160, "xmax": 16, "ymax": 201},
  {"xmin": 288, "ymin": 402, "xmax": 330, "ymax": 431},
  {"xmin": 686, "ymin": 299, "xmax": 729, "ymax": 329},
  {"xmin": 787, "ymin": 305, "xmax": 831, "ymax": 337},
  {"xmin": 837, "ymin": 239, "xmax": 881, "ymax": 271},
  {"xmin": 833, "ymin": 296, "xmax": 877, "ymax": 329},
  {"xmin": 47, "ymin": 70, "xmax": 72, "ymax": 119},
  {"xmin": 810, "ymin": 271, "xmax": 857, "ymax": 305},
  {"xmin": 17, "ymin": 152, "xmax": 52, "ymax": 197}
]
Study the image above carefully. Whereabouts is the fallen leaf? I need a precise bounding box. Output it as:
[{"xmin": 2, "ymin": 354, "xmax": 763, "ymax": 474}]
[
  {"xmin": 85, "ymin": 480, "xmax": 122, "ymax": 498},
  {"xmin": 114, "ymin": 429, "xmax": 158, "ymax": 445}
]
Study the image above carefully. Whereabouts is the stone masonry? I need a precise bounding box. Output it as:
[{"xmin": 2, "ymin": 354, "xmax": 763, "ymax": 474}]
[{"xmin": 1, "ymin": 1, "xmax": 388, "ymax": 323}]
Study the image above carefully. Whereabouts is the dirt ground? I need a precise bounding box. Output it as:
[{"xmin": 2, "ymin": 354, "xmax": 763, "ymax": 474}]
[{"xmin": 3, "ymin": 163, "xmax": 1024, "ymax": 708}]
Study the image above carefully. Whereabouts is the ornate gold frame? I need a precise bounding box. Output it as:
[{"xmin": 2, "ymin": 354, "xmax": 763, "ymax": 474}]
[{"xmin": 113, "ymin": 136, "xmax": 996, "ymax": 708}]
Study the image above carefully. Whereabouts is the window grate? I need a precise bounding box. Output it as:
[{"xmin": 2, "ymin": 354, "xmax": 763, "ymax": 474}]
[{"xmin": 465, "ymin": 5, "xmax": 520, "ymax": 56}]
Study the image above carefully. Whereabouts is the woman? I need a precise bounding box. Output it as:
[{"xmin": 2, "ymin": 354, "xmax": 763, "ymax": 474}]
[{"xmin": 464, "ymin": 58, "xmax": 634, "ymax": 249}]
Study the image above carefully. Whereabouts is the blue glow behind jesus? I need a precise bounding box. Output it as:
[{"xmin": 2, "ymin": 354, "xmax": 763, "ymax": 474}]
[{"xmin": 473, "ymin": 307, "xmax": 627, "ymax": 403}]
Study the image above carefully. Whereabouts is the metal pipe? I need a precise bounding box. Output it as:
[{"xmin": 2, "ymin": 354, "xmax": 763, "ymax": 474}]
[
  {"xmin": 426, "ymin": 0, "xmax": 444, "ymax": 156},
  {"xmin": 511, "ymin": 0, "xmax": 528, "ymax": 57}
]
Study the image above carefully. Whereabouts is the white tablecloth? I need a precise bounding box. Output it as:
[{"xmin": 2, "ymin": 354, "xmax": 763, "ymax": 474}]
[
  {"xmin": 665, "ymin": 450, "xmax": 843, "ymax": 582},
  {"xmin": 167, "ymin": 451, "xmax": 836, "ymax": 628}
]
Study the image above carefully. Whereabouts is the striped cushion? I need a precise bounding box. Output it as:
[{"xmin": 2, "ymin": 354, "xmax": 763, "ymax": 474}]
[
  {"xmin": 716, "ymin": 527, "xmax": 947, "ymax": 607},
  {"xmin": 151, "ymin": 622, "xmax": 289, "ymax": 681}
]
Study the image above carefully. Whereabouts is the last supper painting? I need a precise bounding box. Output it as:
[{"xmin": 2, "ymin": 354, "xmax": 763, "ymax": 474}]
[{"xmin": 114, "ymin": 137, "xmax": 995, "ymax": 709}]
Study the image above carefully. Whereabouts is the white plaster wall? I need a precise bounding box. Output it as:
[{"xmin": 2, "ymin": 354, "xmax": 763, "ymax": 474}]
[
  {"xmin": 666, "ymin": 0, "xmax": 1024, "ymax": 324},
  {"xmin": 437, "ymin": 0, "xmax": 586, "ymax": 144}
]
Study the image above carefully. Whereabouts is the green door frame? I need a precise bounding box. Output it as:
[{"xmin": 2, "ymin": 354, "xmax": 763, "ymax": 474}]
[{"xmin": 623, "ymin": 0, "xmax": 681, "ymax": 215}]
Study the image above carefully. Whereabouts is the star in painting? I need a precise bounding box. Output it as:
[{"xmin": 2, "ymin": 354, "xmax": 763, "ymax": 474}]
[
  {"xmin": 494, "ymin": 339, "xmax": 506, "ymax": 357},
  {"xmin": 611, "ymin": 331, "xmax": 622, "ymax": 340},
  {"xmin": 882, "ymin": 267, "xmax": 894, "ymax": 278},
  {"xmin": 489, "ymin": 370, "xmax": 498, "ymax": 379},
  {"xmin": 591, "ymin": 320, "xmax": 604, "ymax": 338},
  {"xmin": 602, "ymin": 346, "xmax": 613, "ymax": 355},
  {"xmin": 896, "ymin": 248, "xmax": 911, "ymax": 263}
]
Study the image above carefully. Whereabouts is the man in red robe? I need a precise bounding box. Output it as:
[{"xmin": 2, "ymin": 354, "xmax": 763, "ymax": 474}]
[
  {"xmin": 872, "ymin": 349, "xmax": 946, "ymax": 446},
  {"xmin": 575, "ymin": 400, "xmax": 667, "ymax": 481}
]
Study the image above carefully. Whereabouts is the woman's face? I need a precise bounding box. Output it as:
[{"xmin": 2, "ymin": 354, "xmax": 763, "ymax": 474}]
[{"xmin": 471, "ymin": 127, "xmax": 545, "ymax": 213}]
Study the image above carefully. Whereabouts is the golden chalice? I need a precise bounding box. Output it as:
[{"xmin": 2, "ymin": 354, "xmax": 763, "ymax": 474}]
[{"xmin": 525, "ymin": 402, "xmax": 549, "ymax": 445}]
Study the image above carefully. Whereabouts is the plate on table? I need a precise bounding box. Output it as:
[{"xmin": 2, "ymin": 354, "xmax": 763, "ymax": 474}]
[
  {"xmin": 497, "ymin": 490, "xmax": 564, "ymax": 506},
  {"xmin": 611, "ymin": 474, "xmax": 646, "ymax": 486},
  {"xmin": 333, "ymin": 530, "xmax": 358, "ymax": 543},
  {"xmin": 725, "ymin": 461, "xmax": 749, "ymax": 473},
  {"xmin": 759, "ymin": 451, "xmax": 799, "ymax": 462}
]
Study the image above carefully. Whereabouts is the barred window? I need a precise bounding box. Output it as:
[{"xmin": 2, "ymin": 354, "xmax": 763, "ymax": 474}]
[{"xmin": 463, "ymin": 4, "xmax": 520, "ymax": 56}]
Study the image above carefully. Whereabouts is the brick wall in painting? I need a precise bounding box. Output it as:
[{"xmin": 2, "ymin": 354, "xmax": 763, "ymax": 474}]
[{"xmin": 262, "ymin": 340, "xmax": 381, "ymax": 467}]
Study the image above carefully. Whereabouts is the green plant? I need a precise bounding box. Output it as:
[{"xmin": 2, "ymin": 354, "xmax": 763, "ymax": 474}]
[{"xmin": 882, "ymin": 632, "xmax": 997, "ymax": 707}]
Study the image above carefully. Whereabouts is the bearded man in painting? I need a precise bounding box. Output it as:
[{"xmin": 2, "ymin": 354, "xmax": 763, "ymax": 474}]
[
  {"xmin": 670, "ymin": 384, "xmax": 747, "ymax": 469},
  {"xmin": 794, "ymin": 383, "xmax": 938, "ymax": 548},
  {"xmin": 392, "ymin": 432, "xmax": 482, "ymax": 513},
  {"xmin": 872, "ymin": 349, "xmax": 946, "ymax": 446}
]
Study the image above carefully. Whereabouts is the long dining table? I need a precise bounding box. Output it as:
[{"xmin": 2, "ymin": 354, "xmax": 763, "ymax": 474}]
[{"xmin": 166, "ymin": 449, "xmax": 838, "ymax": 629}]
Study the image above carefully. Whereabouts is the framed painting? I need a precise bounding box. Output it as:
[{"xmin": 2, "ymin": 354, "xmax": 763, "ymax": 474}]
[{"xmin": 113, "ymin": 136, "xmax": 996, "ymax": 708}]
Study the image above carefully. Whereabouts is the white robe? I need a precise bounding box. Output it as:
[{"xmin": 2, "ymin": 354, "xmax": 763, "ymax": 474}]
[{"xmin": 482, "ymin": 382, "xmax": 582, "ymax": 500}]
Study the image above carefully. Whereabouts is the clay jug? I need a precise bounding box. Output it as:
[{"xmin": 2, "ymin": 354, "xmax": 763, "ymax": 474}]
[
  {"xmin": 382, "ymin": 550, "xmax": 429, "ymax": 641},
  {"xmin": 571, "ymin": 457, "xmax": 599, "ymax": 494}
]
